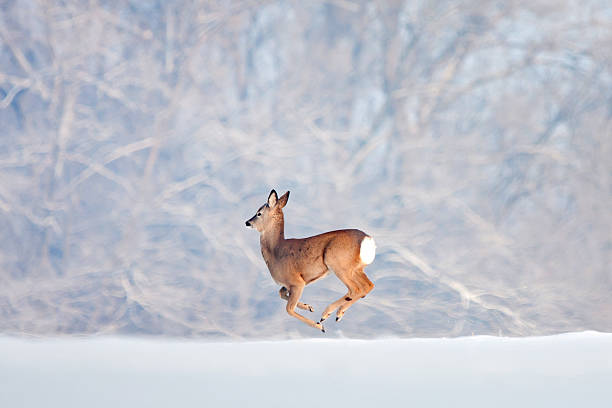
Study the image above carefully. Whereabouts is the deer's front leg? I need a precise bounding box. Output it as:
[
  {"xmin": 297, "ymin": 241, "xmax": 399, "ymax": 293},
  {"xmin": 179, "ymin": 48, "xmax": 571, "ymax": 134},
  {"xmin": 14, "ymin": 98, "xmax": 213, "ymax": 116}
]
[
  {"xmin": 279, "ymin": 287, "xmax": 314, "ymax": 312},
  {"xmin": 286, "ymin": 284, "xmax": 325, "ymax": 332}
]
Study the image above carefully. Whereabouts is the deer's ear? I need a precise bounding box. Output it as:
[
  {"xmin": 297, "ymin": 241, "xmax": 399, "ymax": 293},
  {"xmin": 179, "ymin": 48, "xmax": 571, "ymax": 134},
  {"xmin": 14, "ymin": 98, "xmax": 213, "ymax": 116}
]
[
  {"xmin": 278, "ymin": 191, "xmax": 289, "ymax": 209},
  {"xmin": 267, "ymin": 189, "xmax": 278, "ymax": 207}
]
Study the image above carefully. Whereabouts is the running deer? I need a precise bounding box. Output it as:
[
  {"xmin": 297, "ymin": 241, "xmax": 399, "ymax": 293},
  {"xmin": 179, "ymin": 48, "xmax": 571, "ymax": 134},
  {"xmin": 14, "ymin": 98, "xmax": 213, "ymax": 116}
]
[{"xmin": 245, "ymin": 189, "xmax": 375, "ymax": 332}]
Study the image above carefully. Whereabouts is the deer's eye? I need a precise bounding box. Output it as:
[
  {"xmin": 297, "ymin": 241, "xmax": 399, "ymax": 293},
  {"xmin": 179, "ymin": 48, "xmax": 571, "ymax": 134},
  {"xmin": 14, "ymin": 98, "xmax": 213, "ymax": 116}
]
[{"xmin": 257, "ymin": 212, "xmax": 261, "ymax": 216}]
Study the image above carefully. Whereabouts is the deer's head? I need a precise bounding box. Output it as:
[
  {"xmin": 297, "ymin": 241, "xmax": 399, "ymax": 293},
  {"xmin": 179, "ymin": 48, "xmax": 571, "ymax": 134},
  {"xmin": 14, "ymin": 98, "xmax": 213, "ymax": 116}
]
[{"xmin": 245, "ymin": 189, "xmax": 289, "ymax": 233}]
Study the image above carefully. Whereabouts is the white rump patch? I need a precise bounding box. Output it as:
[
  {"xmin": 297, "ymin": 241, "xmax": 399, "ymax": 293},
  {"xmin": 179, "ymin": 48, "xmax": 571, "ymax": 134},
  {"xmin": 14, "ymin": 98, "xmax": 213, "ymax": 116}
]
[{"xmin": 360, "ymin": 236, "xmax": 376, "ymax": 265}]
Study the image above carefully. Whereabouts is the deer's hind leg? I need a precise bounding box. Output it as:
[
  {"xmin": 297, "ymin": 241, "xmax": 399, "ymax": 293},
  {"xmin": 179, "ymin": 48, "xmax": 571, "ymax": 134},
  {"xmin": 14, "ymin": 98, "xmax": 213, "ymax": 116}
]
[
  {"xmin": 279, "ymin": 287, "xmax": 314, "ymax": 312},
  {"xmin": 335, "ymin": 268, "xmax": 374, "ymax": 322},
  {"xmin": 319, "ymin": 268, "xmax": 360, "ymax": 323}
]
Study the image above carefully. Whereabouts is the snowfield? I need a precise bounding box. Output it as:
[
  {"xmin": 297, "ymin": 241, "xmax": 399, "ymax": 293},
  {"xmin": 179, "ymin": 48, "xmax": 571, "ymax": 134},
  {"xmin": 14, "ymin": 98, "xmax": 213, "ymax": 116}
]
[{"xmin": 1, "ymin": 332, "xmax": 610, "ymax": 408}]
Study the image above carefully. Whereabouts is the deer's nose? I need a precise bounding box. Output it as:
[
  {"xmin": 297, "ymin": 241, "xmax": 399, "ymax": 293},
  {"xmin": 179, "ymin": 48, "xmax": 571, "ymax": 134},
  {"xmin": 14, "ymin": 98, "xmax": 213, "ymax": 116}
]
[{"xmin": 245, "ymin": 221, "xmax": 251, "ymax": 227}]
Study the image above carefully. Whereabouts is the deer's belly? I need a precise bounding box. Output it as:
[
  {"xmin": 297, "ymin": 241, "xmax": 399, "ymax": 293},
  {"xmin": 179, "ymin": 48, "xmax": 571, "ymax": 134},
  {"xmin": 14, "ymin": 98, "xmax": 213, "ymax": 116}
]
[
  {"xmin": 303, "ymin": 269, "xmax": 329, "ymax": 285},
  {"xmin": 267, "ymin": 260, "xmax": 327, "ymax": 287}
]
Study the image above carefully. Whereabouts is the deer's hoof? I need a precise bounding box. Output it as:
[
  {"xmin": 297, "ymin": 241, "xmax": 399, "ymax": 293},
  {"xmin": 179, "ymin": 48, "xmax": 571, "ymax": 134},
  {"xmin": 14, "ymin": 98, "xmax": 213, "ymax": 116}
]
[
  {"xmin": 336, "ymin": 315, "xmax": 343, "ymax": 322},
  {"xmin": 307, "ymin": 305, "xmax": 314, "ymax": 312}
]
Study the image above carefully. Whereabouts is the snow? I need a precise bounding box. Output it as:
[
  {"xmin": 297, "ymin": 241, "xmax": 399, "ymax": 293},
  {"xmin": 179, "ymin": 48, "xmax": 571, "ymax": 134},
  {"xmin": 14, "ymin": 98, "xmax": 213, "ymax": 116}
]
[{"xmin": 1, "ymin": 332, "xmax": 610, "ymax": 407}]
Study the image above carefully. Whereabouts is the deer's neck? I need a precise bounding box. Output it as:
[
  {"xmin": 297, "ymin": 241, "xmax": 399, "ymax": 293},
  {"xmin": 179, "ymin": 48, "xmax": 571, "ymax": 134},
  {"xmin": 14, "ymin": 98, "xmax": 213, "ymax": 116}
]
[{"xmin": 260, "ymin": 216, "xmax": 285, "ymax": 255}]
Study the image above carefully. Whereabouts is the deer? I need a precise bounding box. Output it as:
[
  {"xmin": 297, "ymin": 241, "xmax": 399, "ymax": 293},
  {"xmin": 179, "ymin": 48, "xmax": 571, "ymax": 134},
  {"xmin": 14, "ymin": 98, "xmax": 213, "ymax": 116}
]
[{"xmin": 245, "ymin": 189, "xmax": 375, "ymax": 332}]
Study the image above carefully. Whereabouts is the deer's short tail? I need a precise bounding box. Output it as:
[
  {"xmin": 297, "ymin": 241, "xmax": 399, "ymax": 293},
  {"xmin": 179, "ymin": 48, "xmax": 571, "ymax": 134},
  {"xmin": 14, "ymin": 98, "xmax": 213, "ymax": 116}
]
[{"xmin": 359, "ymin": 236, "xmax": 376, "ymax": 265}]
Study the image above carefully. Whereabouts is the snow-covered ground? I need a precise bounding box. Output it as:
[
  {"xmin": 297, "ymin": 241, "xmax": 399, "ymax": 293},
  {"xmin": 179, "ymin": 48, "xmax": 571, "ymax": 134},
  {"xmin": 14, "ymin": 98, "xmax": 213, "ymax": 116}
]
[{"xmin": 1, "ymin": 332, "xmax": 610, "ymax": 408}]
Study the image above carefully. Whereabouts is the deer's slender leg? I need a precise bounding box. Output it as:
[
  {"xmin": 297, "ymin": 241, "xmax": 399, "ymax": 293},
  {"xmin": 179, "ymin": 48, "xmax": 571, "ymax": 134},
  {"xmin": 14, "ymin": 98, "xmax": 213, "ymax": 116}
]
[
  {"xmin": 319, "ymin": 293, "xmax": 351, "ymax": 322},
  {"xmin": 336, "ymin": 269, "xmax": 374, "ymax": 322},
  {"xmin": 352, "ymin": 268, "xmax": 374, "ymax": 298},
  {"xmin": 286, "ymin": 284, "xmax": 324, "ymax": 332},
  {"xmin": 279, "ymin": 287, "xmax": 313, "ymax": 312},
  {"xmin": 319, "ymin": 268, "xmax": 360, "ymax": 322}
]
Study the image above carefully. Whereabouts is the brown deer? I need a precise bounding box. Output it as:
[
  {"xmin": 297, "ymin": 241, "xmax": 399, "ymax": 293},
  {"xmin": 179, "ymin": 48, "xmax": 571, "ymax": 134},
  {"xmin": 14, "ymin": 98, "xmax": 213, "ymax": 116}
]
[{"xmin": 245, "ymin": 189, "xmax": 375, "ymax": 332}]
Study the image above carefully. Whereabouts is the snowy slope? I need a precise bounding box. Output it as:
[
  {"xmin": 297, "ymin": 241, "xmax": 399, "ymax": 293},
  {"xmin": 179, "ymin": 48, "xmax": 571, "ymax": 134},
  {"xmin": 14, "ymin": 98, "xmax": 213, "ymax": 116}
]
[
  {"xmin": 1, "ymin": 332, "xmax": 610, "ymax": 408},
  {"xmin": 2, "ymin": 0, "xmax": 612, "ymax": 339}
]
